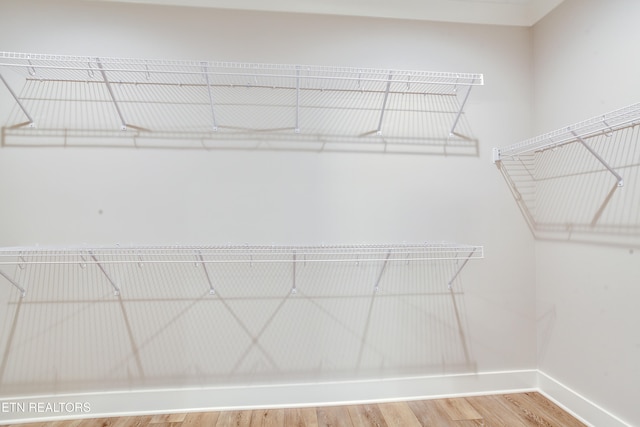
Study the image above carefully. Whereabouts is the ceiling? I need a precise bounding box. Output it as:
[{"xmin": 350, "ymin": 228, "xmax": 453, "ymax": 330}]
[{"xmin": 87, "ymin": 0, "xmax": 565, "ymax": 27}]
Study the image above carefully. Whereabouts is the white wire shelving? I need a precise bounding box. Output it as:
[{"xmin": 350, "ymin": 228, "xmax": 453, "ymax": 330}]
[
  {"xmin": 0, "ymin": 51, "xmax": 483, "ymax": 153},
  {"xmin": 493, "ymin": 103, "xmax": 640, "ymax": 245},
  {"xmin": 0, "ymin": 242, "xmax": 484, "ymax": 297}
]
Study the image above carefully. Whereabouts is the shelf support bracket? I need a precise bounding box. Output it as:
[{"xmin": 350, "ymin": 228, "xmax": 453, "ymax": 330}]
[
  {"xmin": 294, "ymin": 68, "xmax": 301, "ymax": 134},
  {"xmin": 197, "ymin": 252, "xmax": 215, "ymax": 295},
  {"xmin": 96, "ymin": 58, "xmax": 128, "ymax": 131},
  {"xmin": 376, "ymin": 72, "xmax": 393, "ymax": 135},
  {"xmin": 291, "ymin": 251, "xmax": 298, "ymax": 294},
  {"xmin": 449, "ymin": 84, "xmax": 473, "ymax": 138},
  {"xmin": 373, "ymin": 250, "xmax": 392, "ymax": 292},
  {"xmin": 0, "ymin": 269, "xmax": 26, "ymax": 297},
  {"xmin": 202, "ymin": 64, "xmax": 218, "ymax": 132},
  {"xmin": 571, "ymin": 131, "xmax": 624, "ymax": 187},
  {"xmin": 447, "ymin": 251, "xmax": 475, "ymax": 290},
  {"xmin": 89, "ymin": 251, "xmax": 120, "ymax": 296},
  {"xmin": 0, "ymin": 72, "xmax": 35, "ymax": 129}
]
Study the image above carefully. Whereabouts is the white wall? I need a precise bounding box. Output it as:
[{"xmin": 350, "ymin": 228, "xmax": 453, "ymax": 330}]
[
  {"xmin": 533, "ymin": 1, "xmax": 640, "ymax": 425},
  {"xmin": 0, "ymin": 0, "xmax": 536, "ymax": 418}
]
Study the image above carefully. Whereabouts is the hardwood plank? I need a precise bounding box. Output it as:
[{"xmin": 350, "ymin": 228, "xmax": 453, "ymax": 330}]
[
  {"xmin": 519, "ymin": 393, "xmax": 586, "ymax": 427},
  {"xmin": 49, "ymin": 420, "xmax": 84, "ymax": 427},
  {"xmin": 501, "ymin": 394, "xmax": 557, "ymax": 427},
  {"xmin": 249, "ymin": 408, "xmax": 284, "ymax": 427},
  {"xmin": 316, "ymin": 406, "xmax": 353, "ymax": 427},
  {"xmin": 284, "ymin": 408, "xmax": 318, "ymax": 427},
  {"xmin": 216, "ymin": 410, "xmax": 252, "ymax": 427},
  {"xmin": 347, "ymin": 404, "xmax": 388, "ymax": 427},
  {"xmin": 76, "ymin": 418, "xmax": 116, "ymax": 427},
  {"xmin": 149, "ymin": 413, "xmax": 187, "ymax": 424},
  {"xmin": 182, "ymin": 411, "xmax": 220, "ymax": 426},
  {"xmin": 377, "ymin": 402, "xmax": 421, "ymax": 427},
  {"xmin": 464, "ymin": 395, "xmax": 528, "ymax": 427},
  {"xmin": 110, "ymin": 416, "xmax": 152, "ymax": 427},
  {"xmin": 436, "ymin": 398, "xmax": 482, "ymax": 421},
  {"xmin": 407, "ymin": 399, "xmax": 455, "ymax": 426}
]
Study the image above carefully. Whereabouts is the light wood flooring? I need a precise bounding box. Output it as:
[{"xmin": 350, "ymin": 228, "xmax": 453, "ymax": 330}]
[{"xmin": 8, "ymin": 392, "xmax": 586, "ymax": 427}]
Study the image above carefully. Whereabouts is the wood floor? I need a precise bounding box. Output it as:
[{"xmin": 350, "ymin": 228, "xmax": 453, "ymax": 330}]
[{"xmin": 9, "ymin": 392, "xmax": 586, "ymax": 427}]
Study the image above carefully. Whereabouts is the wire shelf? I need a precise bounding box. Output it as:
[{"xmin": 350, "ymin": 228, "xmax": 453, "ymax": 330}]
[
  {"xmin": 494, "ymin": 103, "xmax": 640, "ymax": 159},
  {"xmin": 0, "ymin": 51, "xmax": 484, "ymax": 90},
  {"xmin": 493, "ymin": 103, "xmax": 640, "ymax": 246},
  {"xmin": 0, "ymin": 243, "xmax": 483, "ymax": 265},
  {"xmin": 0, "ymin": 243, "xmax": 483, "ymax": 297},
  {"xmin": 0, "ymin": 51, "xmax": 482, "ymax": 152}
]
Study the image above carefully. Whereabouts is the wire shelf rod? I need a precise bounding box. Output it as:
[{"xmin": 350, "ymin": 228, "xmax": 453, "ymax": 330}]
[
  {"xmin": 9, "ymin": 66, "xmax": 478, "ymax": 88},
  {"xmin": 0, "ymin": 244, "xmax": 484, "ymax": 266},
  {"xmin": 0, "ymin": 50, "xmax": 483, "ymax": 78},
  {"xmin": 18, "ymin": 80, "xmax": 463, "ymax": 98},
  {"xmin": 0, "ymin": 256, "xmax": 483, "ymax": 266}
]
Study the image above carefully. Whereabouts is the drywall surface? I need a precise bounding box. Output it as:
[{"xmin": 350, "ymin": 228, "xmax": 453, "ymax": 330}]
[
  {"xmin": 0, "ymin": 0, "xmax": 535, "ymax": 411},
  {"xmin": 533, "ymin": 1, "xmax": 640, "ymax": 425}
]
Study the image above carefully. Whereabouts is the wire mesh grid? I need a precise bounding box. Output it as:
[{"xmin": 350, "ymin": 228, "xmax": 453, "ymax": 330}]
[
  {"xmin": 0, "ymin": 51, "xmax": 482, "ymax": 152},
  {"xmin": 496, "ymin": 103, "xmax": 640, "ymax": 159},
  {"xmin": 0, "ymin": 243, "xmax": 484, "ymax": 266}
]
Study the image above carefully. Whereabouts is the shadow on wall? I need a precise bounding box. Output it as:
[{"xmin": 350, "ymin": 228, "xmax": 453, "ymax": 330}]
[
  {"xmin": 496, "ymin": 125, "xmax": 640, "ymax": 248},
  {"xmin": 0, "ymin": 80, "xmax": 478, "ymax": 157},
  {"xmin": 0, "ymin": 256, "xmax": 476, "ymax": 396}
]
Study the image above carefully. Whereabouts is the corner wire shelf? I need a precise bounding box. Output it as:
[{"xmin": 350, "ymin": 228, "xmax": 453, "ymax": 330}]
[
  {"xmin": 493, "ymin": 103, "xmax": 640, "ymax": 244},
  {"xmin": 0, "ymin": 242, "xmax": 484, "ymax": 297},
  {"xmin": 0, "ymin": 51, "xmax": 483, "ymax": 153}
]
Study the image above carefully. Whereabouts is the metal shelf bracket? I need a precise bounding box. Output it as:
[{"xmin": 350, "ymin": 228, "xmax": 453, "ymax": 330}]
[
  {"xmin": 376, "ymin": 72, "xmax": 393, "ymax": 135},
  {"xmin": 96, "ymin": 58, "xmax": 128, "ymax": 131},
  {"xmin": 197, "ymin": 251, "xmax": 216, "ymax": 295},
  {"xmin": 373, "ymin": 250, "xmax": 392, "ymax": 292},
  {"xmin": 447, "ymin": 250, "xmax": 476, "ymax": 290},
  {"xmin": 89, "ymin": 251, "xmax": 121, "ymax": 296},
  {"xmin": 571, "ymin": 130, "xmax": 624, "ymax": 187},
  {"xmin": 450, "ymin": 84, "xmax": 473, "ymax": 138},
  {"xmin": 0, "ymin": 269, "xmax": 26, "ymax": 297},
  {"xmin": 0, "ymin": 72, "xmax": 35, "ymax": 129},
  {"xmin": 202, "ymin": 63, "xmax": 219, "ymax": 132}
]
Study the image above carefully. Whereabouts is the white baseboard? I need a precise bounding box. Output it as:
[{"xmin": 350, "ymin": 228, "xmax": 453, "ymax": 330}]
[
  {"xmin": 0, "ymin": 369, "xmax": 537, "ymax": 424},
  {"xmin": 537, "ymin": 370, "xmax": 632, "ymax": 427}
]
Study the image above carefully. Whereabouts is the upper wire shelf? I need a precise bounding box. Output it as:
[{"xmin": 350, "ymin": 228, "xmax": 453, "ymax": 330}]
[
  {"xmin": 0, "ymin": 51, "xmax": 483, "ymax": 154},
  {"xmin": 0, "ymin": 51, "xmax": 484, "ymax": 92}
]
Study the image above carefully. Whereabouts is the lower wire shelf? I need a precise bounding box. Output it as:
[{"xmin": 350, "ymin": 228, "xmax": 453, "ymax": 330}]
[{"xmin": 0, "ymin": 242, "xmax": 483, "ymax": 297}]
